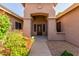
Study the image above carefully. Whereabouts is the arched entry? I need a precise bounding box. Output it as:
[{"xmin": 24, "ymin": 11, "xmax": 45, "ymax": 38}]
[{"xmin": 31, "ymin": 13, "xmax": 48, "ymax": 36}]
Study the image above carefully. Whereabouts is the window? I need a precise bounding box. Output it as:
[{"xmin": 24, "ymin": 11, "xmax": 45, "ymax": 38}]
[
  {"xmin": 34, "ymin": 24, "xmax": 36, "ymax": 32},
  {"xmin": 19, "ymin": 23, "xmax": 22, "ymax": 29},
  {"xmin": 43, "ymin": 24, "xmax": 45, "ymax": 32},
  {"xmin": 56, "ymin": 22, "xmax": 61, "ymax": 32},
  {"xmin": 15, "ymin": 22, "xmax": 22, "ymax": 30}
]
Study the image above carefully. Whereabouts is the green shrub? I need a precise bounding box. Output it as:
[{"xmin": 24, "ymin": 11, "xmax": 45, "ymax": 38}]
[
  {"xmin": 4, "ymin": 31, "xmax": 29, "ymax": 56},
  {"xmin": 61, "ymin": 50, "xmax": 73, "ymax": 56},
  {"xmin": 0, "ymin": 14, "xmax": 10, "ymax": 40}
]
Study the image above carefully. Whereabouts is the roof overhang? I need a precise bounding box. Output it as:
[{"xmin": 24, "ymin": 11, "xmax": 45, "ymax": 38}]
[
  {"xmin": 0, "ymin": 4, "xmax": 23, "ymax": 20},
  {"xmin": 56, "ymin": 3, "xmax": 79, "ymax": 19}
]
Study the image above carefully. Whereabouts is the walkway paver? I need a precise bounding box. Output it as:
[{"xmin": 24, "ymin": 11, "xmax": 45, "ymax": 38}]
[{"xmin": 30, "ymin": 36, "xmax": 51, "ymax": 56}]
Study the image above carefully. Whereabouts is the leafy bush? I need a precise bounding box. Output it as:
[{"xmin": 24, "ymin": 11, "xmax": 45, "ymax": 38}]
[
  {"xmin": 61, "ymin": 50, "xmax": 73, "ymax": 56},
  {"xmin": 4, "ymin": 31, "xmax": 29, "ymax": 56},
  {"xmin": 0, "ymin": 14, "xmax": 34, "ymax": 56},
  {"xmin": 0, "ymin": 14, "xmax": 10, "ymax": 39}
]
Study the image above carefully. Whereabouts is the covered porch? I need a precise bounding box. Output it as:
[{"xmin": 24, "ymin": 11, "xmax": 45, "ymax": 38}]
[{"xmin": 31, "ymin": 13, "xmax": 48, "ymax": 36}]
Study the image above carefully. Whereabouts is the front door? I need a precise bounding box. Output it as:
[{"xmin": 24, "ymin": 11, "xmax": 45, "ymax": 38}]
[{"xmin": 37, "ymin": 24, "xmax": 42, "ymax": 35}]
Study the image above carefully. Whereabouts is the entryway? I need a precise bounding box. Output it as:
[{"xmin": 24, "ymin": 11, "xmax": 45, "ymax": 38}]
[{"xmin": 31, "ymin": 13, "xmax": 48, "ymax": 36}]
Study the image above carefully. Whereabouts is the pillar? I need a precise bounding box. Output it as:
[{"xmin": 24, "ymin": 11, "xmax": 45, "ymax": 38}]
[
  {"xmin": 48, "ymin": 18, "xmax": 57, "ymax": 40},
  {"xmin": 23, "ymin": 18, "xmax": 31, "ymax": 37}
]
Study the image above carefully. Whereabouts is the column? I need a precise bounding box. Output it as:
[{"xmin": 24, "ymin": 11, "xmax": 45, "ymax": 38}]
[
  {"xmin": 23, "ymin": 18, "xmax": 31, "ymax": 37},
  {"xmin": 48, "ymin": 18, "xmax": 57, "ymax": 40}
]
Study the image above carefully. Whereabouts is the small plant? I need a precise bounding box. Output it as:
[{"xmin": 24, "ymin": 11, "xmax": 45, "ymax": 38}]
[{"xmin": 61, "ymin": 50, "xmax": 73, "ymax": 56}]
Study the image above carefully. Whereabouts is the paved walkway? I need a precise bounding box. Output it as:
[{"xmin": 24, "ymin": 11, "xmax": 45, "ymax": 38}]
[{"xmin": 30, "ymin": 36, "xmax": 51, "ymax": 56}]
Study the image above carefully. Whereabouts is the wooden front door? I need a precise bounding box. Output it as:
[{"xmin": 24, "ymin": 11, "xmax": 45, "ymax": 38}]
[{"xmin": 37, "ymin": 24, "xmax": 42, "ymax": 35}]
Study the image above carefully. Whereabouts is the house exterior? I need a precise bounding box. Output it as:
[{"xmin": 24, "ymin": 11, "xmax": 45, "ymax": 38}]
[
  {"xmin": 0, "ymin": 4, "xmax": 23, "ymax": 31},
  {"xmin": 23, "ymin": 3, "xmax": 61, "ymax": 40},
  {"xmin": 1, "ymin": 3, "xmax": 79, "ymax": 47},
  {"xmin": 56, "ymin": 3, "xmax": 79, "ymax": 47}
]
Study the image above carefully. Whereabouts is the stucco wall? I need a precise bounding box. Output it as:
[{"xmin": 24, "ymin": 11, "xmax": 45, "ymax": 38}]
[
  {"xmin": 57, "ymin": 7, "xmax": 79, "ymax": 46},
  {"xmin": 48, "ymin": 18, "xmax": 56, "ymax": 40},
  {"xmin": 48, "ymin": 18, "xmax": 65, "ymax": 40},
  {"xmin": 24, "ymin": 3, "xmax": 55, "ymax": 18},
  {"xmin": 23, "ymin": 18, "xmax": 31, "ymax": 37}
]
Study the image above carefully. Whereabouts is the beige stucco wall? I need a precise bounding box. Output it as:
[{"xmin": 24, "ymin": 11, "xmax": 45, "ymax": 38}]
[
  {"xmin": 48, "ymin": 18, "xmax": 56, "ymax": 40},
  {"xmin": 24, "ymin": 3, "xmax": 55, "ymax": 18},
  {"xmin": 23, "ymin": 18, "xmax": 31, "ymax": 37},
  {"xmin": 57, "ymin": 6, "xmax": 79, "ymax": 46},
  {"xmin": 48, "ymin": 18, "xmax": 65, "ymax": 40}
]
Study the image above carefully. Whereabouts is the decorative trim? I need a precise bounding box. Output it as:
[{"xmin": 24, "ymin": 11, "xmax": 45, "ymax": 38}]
[
  {"xmin": 37, "ymin": 5, "xmax": 43, "ymax": 9},
  {"xmin": 37, "ymin": 3, "xmax": 43, "ymax": 9}
]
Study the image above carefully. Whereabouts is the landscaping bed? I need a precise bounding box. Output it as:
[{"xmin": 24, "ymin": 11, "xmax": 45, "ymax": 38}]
[
  {"xmin": 0, "ymin": 31, "xmax": 35, "ymax": 56},
  {"xmin": 0, "ymin": 14, "xmax": 35, "ymax": 56},
  {"xmin": 47, "ymin": 40, "xmax": 79, "ymax": 56}
]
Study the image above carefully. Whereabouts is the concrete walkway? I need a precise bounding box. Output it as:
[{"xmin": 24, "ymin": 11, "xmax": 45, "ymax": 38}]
[{"xmin": 30, "ymin": 36, "xmax": 51, "ymax": 56}]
